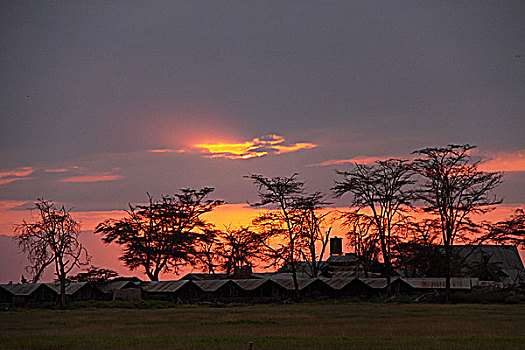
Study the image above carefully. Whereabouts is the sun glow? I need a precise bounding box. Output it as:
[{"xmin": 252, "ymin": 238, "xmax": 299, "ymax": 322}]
[{"xmin": 194, "ymin": 134, "xmax": 317, "ymax": 160}]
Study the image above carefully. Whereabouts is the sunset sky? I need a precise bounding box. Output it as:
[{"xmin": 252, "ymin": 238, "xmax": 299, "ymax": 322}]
[{"xmin": 1, "ymin": 2, "xmax": 524, "ymax": 282}]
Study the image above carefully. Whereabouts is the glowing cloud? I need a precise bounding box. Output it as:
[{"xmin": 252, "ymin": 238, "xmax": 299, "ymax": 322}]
[
  {"xmin": 61, "ymin": 174, "xmax": 124, "ymax": 183},
  {"xmin": 194, "ymin": 134, "xmax": 317, "ymax": 159},
  {"xmin": 308, "ymin": 156, "xmax": 390, "ymax": 167},
  {"xmin": 310, "ymin": 150, "xmax": 525, "ymax": 172},
  {"xmin": 0, "ymin": 167, "xmax": 34, "ymax": 185},
  {"xmin": 479, "ymin": 151, "xmax": 525, "ymax": 172},
  {"xmin": 44, "ymin": 168, "xmax": 69, "ymax": 173},
  {"xmin": 148, "ymin": 148, "xmax": 186, "ymax": 153}
]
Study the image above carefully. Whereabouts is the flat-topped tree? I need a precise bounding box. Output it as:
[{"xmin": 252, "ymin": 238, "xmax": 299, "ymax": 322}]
[
  {"xmin": 14, "ymin": 199, "xmax": 90, "ymax": 308},
  {"xmin": 95, "ymin": 188, "xmax": 224, "ymax": 281},
  {"xmin": 413, "ymin": 144, "xmax": 503, "ymax": 300},
  {"xmin": 69, "ymin": 266, "xmax": 119, "ymax": 282},
  {"xmin": 333, "ymin": 158, "xmax": 415, "ymax": 295}
]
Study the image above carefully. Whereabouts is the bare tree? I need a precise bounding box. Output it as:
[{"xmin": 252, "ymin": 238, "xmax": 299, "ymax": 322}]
[
  {"xmin": 413, "ymin": 144, "xmax": 503, "ymax": 300},
  {"xmin": 247, "ymin": 174, "xmax": 306, "ymax": 296},
  {"xmin": 14, "ymin": 199, "xmax": 90, "ymax": 308},
  {"xmin": 295, "ymin": 192, "xmax": 332, "ymax": 278},
  {"xmin": 96, "ymin": 188, "xmax": 224, "ymax": 281},
  {"xmin": 342, "ymin": 212, "xmax": 380, "ymax": 277},
  {"xmin": 333, "ymin": 159, "xmax": 415, "ymax": 295}
]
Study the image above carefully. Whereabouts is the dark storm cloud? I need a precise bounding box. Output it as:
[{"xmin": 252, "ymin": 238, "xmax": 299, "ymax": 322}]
[{"xmin": 1, "ymin": 1, "xmax": 524, "ymax": 210}]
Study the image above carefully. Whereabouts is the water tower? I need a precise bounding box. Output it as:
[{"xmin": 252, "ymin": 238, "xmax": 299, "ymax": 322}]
[{"xmin": 330, "ymin": 237, "xmax": 343, "ymax": 256}]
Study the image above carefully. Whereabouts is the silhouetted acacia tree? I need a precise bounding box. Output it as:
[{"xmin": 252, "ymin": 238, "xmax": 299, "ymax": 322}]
[
  {"xmin": 14, "ymin": 199, "xmax": 90, "ymax": 308},
  {"xmin": 391, "ymin": 219, "xmax": 442, "ymax": 278},
  {"xmin": 247, "ymin": 174, "xmax": 306, "ymax": 296},
  {"xmin": 95, "ymin": 188, "xmax": 224, "ymax": 281},
  {"xmin": 467, "ymin": 252, "xmax": 507, "ymax": 282},
  {"xmin": 218, "ymin": 226, "xmax": 269, "ymax": 277},
  {"xmin": 69, "ymin": 266, "xmax": 119, "ymax": 282},
  {"xmin": 413, "ymin": 144, "xmax": 503, "ymax": 300},
  {"xmin": 194, "ymin": 230, "xmax": 222, "ymax": 275},
  {"xmin": 334, "ymin": 159, "xmax": 415, "ymax": 295},
  {"xmin": 477, "ymin": 208, "xmax": 525, "ymax": 248}
]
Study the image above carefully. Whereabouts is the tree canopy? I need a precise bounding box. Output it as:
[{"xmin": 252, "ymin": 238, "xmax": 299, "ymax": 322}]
[
  {"xmin": 95, "ymin": 188, "xmax": 224, "ymax": 281},
  {"xmin": 334, "ymin": 158, "xmax": 415, "ymax": 293},
  {"xmin": 413, "ymin": 144, "xmax": 504, "ymax": 299}
]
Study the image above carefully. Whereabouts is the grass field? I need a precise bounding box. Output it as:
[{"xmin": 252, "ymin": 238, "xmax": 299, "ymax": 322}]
[{"xmin": 1, "ymin": 302, "xmax": 524, "ymax": 349}]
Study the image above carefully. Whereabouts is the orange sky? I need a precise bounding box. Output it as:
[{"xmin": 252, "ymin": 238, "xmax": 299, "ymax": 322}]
[
  {"xmin": 2, "ymin": 200, "xmax": 522, "ymax": 237},
  {"xmin": 1, "ymin": 201, "xmax": 523, "ymax": 282}
]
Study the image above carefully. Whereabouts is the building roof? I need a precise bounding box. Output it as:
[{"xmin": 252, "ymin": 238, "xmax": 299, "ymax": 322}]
[
  {"xmin": 326, "ymin": 254, "xmax": 360, "ymax": 265},
  {"xmin": 452, "ymin": 245, "xmax": 524, "ymax": 282},
  {"xmin": 269, "ymin": 277, "xmax": 318, "ymax": 291},
  {"xmin": 141, "ymin": 280, "xmax": 189, "ymax": 293},
  {"xmin": 193, "ymin": 280, "xmax": 230, "ymax": 292},
  {"xmin": 179, "ymin": 273, "xmax": 230, "ymax": 280},
  {"xmin": 453, "ymin": 245, "xmax": 524, "ymax": 269},
  {"xmin": 45, "ymin": 282, "xmax": 89, "ymax": 295},
  {"xmin": 359, "ymin": 278, "xmax": 397, "ymax": 289},
  {"xmin": 0, "ymin": 283, "xmax": 47, "ymax": 296},
  {"xmin": 319, "ymin": 277, "xmax": 357, "ymax": 290},
  {"xmin": 399, "ymin": 278, "xmax": 475, "ymax": 290},
  {"xmin": 331, "ymin": 271, "xmax": 373, "ymax": 278},
  {"xmin": 96, "ymin": 280, "xmax": 139, "ymax": 294},
  {"xmin": 231, "ymin": 279, "xmax": 268, "ymax": 291},
  {"xmin": 262, "ymin": 272, "xmax": 313, "ymax": 280}
]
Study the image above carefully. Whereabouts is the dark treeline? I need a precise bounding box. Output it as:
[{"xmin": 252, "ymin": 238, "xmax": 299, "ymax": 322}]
[{"xmin": 13, "ymin": 144, "xmax": 525, "ymax": 306}]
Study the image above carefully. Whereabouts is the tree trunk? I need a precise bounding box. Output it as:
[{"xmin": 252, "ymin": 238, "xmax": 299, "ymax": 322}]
[
  {"xmin": 444, "ymin": 245, "xmax": 451, "ymax": 303},
  {"xmin": 290, "ymin": 241, "xmax": 300, "ymax": 299},
  {"xmin": 291, "ymin": 261, "xmax": 299, "ymax": 300},
  {"xmin": 379, "ymin": 234, "xmax": 392, "ymax": 296},
  {"xmin": 384, "ymin": 256, "xmax": 392, "ymax": 297},
  {"xmin": 59, "ymin": 276, "xmax": 66, "ymax": 309},
  {"xmin": 147, "ymin": 271, "xmax": 159, "ymax": 281},
  {"xmin": 311, "ymin": 257, "xmax": 318, "ymax": 278}
]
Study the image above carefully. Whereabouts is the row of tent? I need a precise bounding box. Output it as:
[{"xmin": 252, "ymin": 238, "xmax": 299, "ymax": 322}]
[{"xmin": 0, "ymin": 276, "xmax": 486, "ymax": 307}]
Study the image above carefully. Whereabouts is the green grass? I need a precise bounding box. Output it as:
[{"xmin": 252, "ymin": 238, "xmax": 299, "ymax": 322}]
[{"xmin": 1, "ymin": 303, "xmax": 524, "ymax": 349}]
